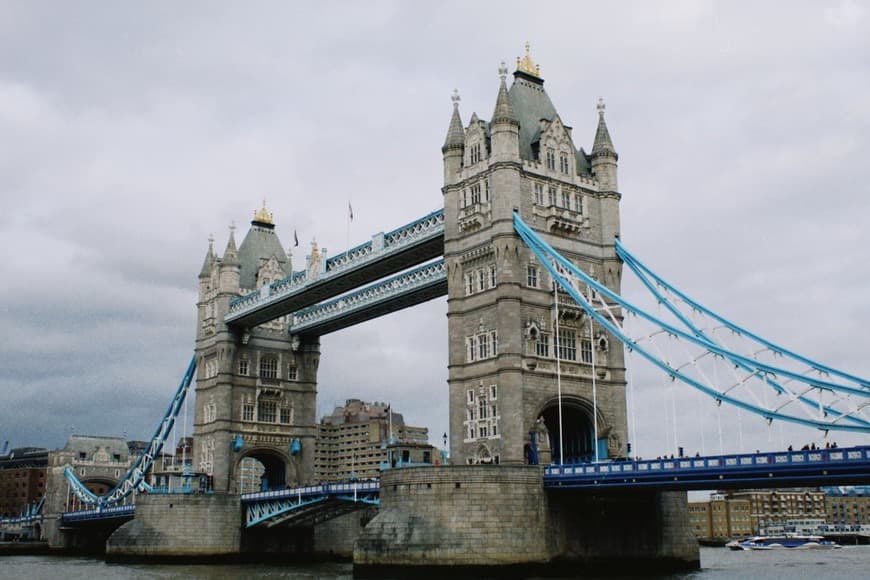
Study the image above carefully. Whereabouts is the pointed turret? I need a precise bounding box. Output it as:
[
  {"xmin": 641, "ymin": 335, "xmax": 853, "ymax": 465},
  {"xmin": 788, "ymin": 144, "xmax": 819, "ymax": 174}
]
[
  {"xmin": 199, "ymin": 235, "xmax": 215, "ymax": 279},
  {"xmin": 219, "ymin": 224, "xmax": 241, "ymax": 294},
  {"xmin": 490, "ymin": 62, "xmax": 520, "ymax": 163},
  {"xmin": 442, "ymin": 90, "xmax": 464, "ymax": 186},
  {"xmin": 590, "ymin": 97, "xmax": 618, "ymax": 192}
]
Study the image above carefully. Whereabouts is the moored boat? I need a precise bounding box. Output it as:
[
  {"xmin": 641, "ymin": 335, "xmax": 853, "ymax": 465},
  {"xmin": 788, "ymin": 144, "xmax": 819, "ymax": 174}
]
[{"xmin": 726, "ymin": 535, "xmax": 841, "ymax": 550}]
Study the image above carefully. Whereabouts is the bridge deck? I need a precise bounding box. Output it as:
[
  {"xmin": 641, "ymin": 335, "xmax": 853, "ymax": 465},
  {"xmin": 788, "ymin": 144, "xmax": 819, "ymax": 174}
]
[{"xmin": 544, "ymin": 445, "xmax": 870, "ymax": 491}]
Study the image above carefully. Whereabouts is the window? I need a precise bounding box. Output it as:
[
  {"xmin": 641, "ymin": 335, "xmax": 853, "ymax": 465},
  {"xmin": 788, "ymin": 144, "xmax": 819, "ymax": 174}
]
[
  {"xmin": 479, "ymin": 333, "xmax": 490, "ymax": 359},
  {"xmin": 466, "ymin": 330, "xmax": 497, "ymax": 362},
  {"xmin": 466, "ymin": 336, "xmax": 478, "ymax": 362},
  {"xmin": 258, "ymin": 400, "xmax": 277, "ymax": 423},
  {"xmin": 287, "ymin": 366, "xmax": 298, "ymax": 381},
  {"xmin": 470, "ymin": 183, "xmax": 481, "ymax": 204},
  {"xmin": 561, "ymin": 190, "xmax": 571, "ymax": 209},
  {"xmin": 581, "ymin": 335, "xmax": 593, "ymax": 364},
  {"xmin": 489, "ymin": 265, "xmax": 497, "ymax": 288},
  {"xmin": 259, "ymin": 355, "xmax": 278, "ymax": 379},
  {"xmin": 546, "ymin": 148, "xmax": 555, "ymax": 170},
  {"xmin": 557, "ymin": 329, "xmax": 577, "ymax": 361},
  {"xmin": 527, "ymin": 265, "xmax": 539, "ymax": 288},
  {"xmin": 560, "ymin": 152, "xmax": 570, "ymax": 174},
  {"xmin": 477, "ymin": 268, "xmax": 486, "ymax": 292},
  {"xmin": 280, "ymin": 407, "xmax": 292, "ymax": 424},
  {"xmin": 465, "ymin": 272, "xmax": 474, "ymax": 295},
  {"xmin": 534, "ymin": 182, "xmax": 544, "ymax": 205},
  {"xmin": 238, "ymin": 357, "xmax": 248, "ymax": 376},
  {"xmin": 485, "ymin": 179, "xmax": 490, "ymax": 201},
  {"xmin": 575, "ymin": 193, "xmax": 583, "ymax": 214},
  {"xmin": 467, "ymin": 390, "xmax": 475, "ymax": 404},
  {"xmin": 536, "ymin": 333, "xmax": 550, "ymax": 357},
  {"xmin": 490, "ymin": 385, "xmax": 497, "ymax": 400},
  {"xmin": 242, "ymin": 404, "xmax": 254, "ymax": 422},
  {"xmin": 470, "ymin": 143, "xmax": 481, "ymax": 164},
  {"xmin": 548, "ymin": 186, "xmax": 557, "ymax": 206},
  {"xmin": 464, "ymin": 383, "xmax": 500, "ymax": 442}
]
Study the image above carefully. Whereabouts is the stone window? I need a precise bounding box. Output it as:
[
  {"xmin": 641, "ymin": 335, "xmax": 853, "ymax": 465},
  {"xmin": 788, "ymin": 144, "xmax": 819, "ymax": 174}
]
[
  {"xmin": 534, "ymin": 182, "xmax": 544, "ymax": 205},
  {"xmin": 527, "ymin": 265, "xmax": 539, "ymax": 288},
  {"xmin": 546, "ymin": 148, "xmax": 555, "ymax": 170},
  {"xmin": 575, "ymin": 193, "xmax": 584, "ymax": 215},
  {"xmin": 463, "ymin": 383, "xmax": 501, "ymax": 442},
  {"xmin": 470, "ymin": 183, "xmax": 481, "ymax": 204},
  {"xmin": 561, "ymin": 190, "xmax": 571, "ymax": 209},
  {"xmin": 470, "ymin": 143, "xmax": 481, "ymax": 164},
  {"xmin": 238, "ymin": 357, "xmax": 248, "ymax": 376},
  {"xmin": 557, "ymin": 329, "xmax": 577, "ymax": 361},
  {"xmin": 259, "ymin": 355, "xmax": 278, "ymax": 380},
  {"xmin": 258, "ymin": 400, "xmax": 277, "ymax": 423},
  {"xmin": 478, "ymin": 333, "xmax": 490, "ymax": 359},
  {"xmin": 465, "ymin": 272, "xmax": 474, "ymax": 296},
  {"xmin": 581, "ymin": 334, "xmax": 593, "ymax": 364},
  {"xmin": 467, "ymin": 390, "xmax": 475, "ymax": 404},
  {"xmin": 485, "ymin": 179, "xmax": 490, "ymax": 201},
  {"xmin": 548, "ymin": 186, "xmax": 557, "ymax": 206},
  {"xmin": 280, "ymin": 407, "xmax": 292, "ymax": 424},
  {"xmin": 477, "ymin": 268, "xmax": 486, "ymax": 292},
  {"xmin": 466, "ymin": 330, "xmax": 497, "ymax": 362},
  {"xmin": 560, "ymin": 152, "xmax": 570, "ymax": 174},
  {"xmin": 489, "ymin": 265, "xmax": 497, "ymax": 288},
  {"xmin": 490, "ymin": 385, "xmax": 497, "ymax": 400},
  {"xmin": 287, "ymin": 365, "xmax": 298, "ymax": 381},
  {"xmin": 242, "ymin": 403, "xmax": 254, "ymax": 422},
  {"xmin": 535, "ymin": 333, "xmax": 550, "ymax": 357}
]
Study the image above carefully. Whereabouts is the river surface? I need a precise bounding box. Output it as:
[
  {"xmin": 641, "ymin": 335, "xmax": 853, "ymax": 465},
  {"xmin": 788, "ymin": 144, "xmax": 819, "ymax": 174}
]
[{"xmin": 1, "ymin": 547, "xmax": 869, "ymax": 579}]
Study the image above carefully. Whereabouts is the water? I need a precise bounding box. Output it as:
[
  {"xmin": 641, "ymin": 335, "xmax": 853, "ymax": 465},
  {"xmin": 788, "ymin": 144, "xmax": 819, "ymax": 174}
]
[{"xmin": 1, "ymin": 547, "xmax": 869, "ymax": 579}]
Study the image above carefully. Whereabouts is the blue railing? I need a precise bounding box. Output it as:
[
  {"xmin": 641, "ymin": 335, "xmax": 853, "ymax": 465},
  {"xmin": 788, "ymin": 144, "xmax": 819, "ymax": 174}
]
[
  {"xmin": 544, "ymin": 446, "xmax": 870, "ymax": 491},
  {"xmin": 61, "ymin": 504, "xmax": 135, "ymax": 524},
  {"xmin": 241, "ymin": 480, "xmax": 380, "ymax": 503}
]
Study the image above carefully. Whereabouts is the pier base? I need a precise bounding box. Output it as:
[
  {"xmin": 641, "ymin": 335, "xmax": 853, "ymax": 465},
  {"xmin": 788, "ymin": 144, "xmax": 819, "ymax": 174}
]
[{"xmin": 354, "ymin": 465, "xmax": 699, "ymax": 576}]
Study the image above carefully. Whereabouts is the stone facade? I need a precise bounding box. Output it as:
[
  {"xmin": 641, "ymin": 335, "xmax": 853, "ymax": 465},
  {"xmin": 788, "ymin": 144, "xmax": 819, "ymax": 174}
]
[
  {"xmin": 194, "ymin": 207, "xmax": 319, "ymax": 493},
  {"xmin": 106, "ymin": 494, "xmax": 240, "ymax": 560},
  {"xmin": 442, "ymin": 54, "xmax": 626, "ymax": 466}
]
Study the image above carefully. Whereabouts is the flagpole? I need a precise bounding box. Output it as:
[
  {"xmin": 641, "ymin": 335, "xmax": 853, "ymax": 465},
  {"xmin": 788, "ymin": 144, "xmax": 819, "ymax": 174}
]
[{"xmin": 346, "ymin": 200, "xmax": 352, "ymax": 258}]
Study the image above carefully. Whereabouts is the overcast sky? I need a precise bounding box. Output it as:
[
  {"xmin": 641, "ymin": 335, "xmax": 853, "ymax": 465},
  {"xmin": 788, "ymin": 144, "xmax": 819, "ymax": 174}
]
[{"xmin": 1, "ymin": 1, "xmax": 868, "ymax": 460}]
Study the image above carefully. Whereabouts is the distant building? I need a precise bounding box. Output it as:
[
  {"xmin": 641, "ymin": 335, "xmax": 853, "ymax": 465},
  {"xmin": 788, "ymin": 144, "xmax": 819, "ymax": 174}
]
[
  {"xmin": 825, "ymin": 487, "xmax": 870, "ymax": 526},
  {"xmin": 0, "ymin": 447, "xmax": 48, "ymax": 518},
  {"xmin": 688, "ymin": 493, "xmax": 751, "ymax": 543},
  {"xmin": 315, "ymin": 399, "xmax": 435, "ymax": 482},
  {"xmin": 689, "ymin": 488, "xmax": 826, "ymax": 540}
]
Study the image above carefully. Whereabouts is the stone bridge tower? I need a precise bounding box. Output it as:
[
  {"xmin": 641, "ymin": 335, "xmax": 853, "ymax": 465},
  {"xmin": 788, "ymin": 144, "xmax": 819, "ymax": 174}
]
[
  {"xmin": 442, "ymin": 49, "xmax": 627, "ymax": 466},
  {"xmin": 193, "ymin": 205, "xmax": 319, "ymax": 493}
]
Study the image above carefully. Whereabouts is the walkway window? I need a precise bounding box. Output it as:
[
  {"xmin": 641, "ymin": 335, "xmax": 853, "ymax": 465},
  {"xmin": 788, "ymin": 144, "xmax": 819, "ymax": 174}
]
[{"xmin": 259, "ymin": 355, "xmax": 278, "ymax": 380}]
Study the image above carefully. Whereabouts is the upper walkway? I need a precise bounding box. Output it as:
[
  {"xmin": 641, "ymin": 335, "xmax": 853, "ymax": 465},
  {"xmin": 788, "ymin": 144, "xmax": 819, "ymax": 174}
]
[{"xmin": 225, "ymin": 209, "xmax": 444, "ymax": 329}]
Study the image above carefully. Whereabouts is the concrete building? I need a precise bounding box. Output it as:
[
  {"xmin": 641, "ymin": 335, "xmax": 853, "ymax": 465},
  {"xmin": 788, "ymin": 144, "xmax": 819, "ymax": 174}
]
[
  {"xmin": 0, "ymin": 447, "xmax": 48, "ymax": 518},
  {"xmin": 315, "ymin": 399, "xmax": 434, "ymax": 482}
]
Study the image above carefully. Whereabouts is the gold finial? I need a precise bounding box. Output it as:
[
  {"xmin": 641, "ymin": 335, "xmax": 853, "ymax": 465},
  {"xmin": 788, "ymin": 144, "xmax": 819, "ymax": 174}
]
[
  {"xmin": 253, "ymin": 199, "xmax": 274, "ymax": 225},
  {"xmin": 517, "ymin": 41, "xmax": 540, "ymax": 77}
]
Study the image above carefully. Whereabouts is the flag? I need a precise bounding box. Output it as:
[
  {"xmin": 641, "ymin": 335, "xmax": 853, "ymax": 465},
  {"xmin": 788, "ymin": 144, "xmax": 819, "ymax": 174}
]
[
  {"xmin": 293, "ymin": 229, "xmax": 299, "ymax": 247},
  {"xmin": 348, "ymin": 201, "xmax": 353, "ymax": 222}
]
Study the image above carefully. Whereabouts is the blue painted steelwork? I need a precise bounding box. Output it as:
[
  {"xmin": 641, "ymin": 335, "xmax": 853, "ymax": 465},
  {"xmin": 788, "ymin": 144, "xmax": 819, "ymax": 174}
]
[
  {"xmin": 512, "ymin": 213, "xmax": 870, "ymax": 433},
  {"xmin": 616, "ymin": 238, "xmax": 870, "ymax": 390},
  {"xmin": 64, "ymin": 356, "xmax": 198, "ymax": 507},
  {"xmin": 241, "ymin": 480, "xmax": 380, "ymax": 527},
  {"xmin": 544, "ymin": 446, "xmax": 870, "ymax": 491},
  {"xmin": 0, "ymin": 497, "xmax": 45, "ymax": 527},
  {"xmin": 61, "ymin": 505, "xmax": 135, "ymax": 525},
  {"xmin": 226, "ymin": 209, "xmax": 444, "ymax": 323},
  {"xmin": 291, "ymin": 259, "xmax": 446, "ymax": 334}
]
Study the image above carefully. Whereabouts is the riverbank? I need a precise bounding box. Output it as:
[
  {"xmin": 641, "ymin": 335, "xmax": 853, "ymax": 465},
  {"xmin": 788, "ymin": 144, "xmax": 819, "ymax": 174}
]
[{"xmin": 0, "ymin": 541, "xmax": 50, "ymax": 555}]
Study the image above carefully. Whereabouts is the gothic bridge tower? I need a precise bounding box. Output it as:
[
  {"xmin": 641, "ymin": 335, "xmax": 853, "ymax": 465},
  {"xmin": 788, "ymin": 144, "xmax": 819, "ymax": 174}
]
[
  {"xmin": 442, "ymin": 49, "xmax": 626, "ymax": 466},
  {"xmin": 193, "ymin": 205, "xmax": 319, "ymax": 493}
]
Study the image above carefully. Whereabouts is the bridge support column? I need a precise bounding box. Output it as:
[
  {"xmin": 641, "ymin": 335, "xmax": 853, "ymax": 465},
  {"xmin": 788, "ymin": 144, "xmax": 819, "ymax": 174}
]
[{"xmin": 106, "ymin": 494, "xmax": 241, "ymax": 562}]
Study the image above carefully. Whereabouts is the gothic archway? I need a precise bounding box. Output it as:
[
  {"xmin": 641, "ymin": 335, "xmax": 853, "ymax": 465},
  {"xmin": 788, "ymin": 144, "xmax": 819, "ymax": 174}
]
[
  {"xmin": 234, "ymin": 448, "xmax": 290, "ymax": 493},
  {"xmin": 538, "ymin": 397, "xmax": 603, "ymax": 464}
]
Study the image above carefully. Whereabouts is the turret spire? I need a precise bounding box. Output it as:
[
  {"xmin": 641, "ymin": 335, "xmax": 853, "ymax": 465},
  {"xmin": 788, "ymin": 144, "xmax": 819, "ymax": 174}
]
[
  {"xmin": 199, "ymin": 234, "xmax": 215, "ymax": 278},
  {"xmin": 591, "ymin": 97, "xmax": 617, "ymax": 158},
  {"xmin": 222, "ymin": 222, "xmax": 240, "ymax": 266},
  {"xmin": 491, "ymin": 61, "xmax": 518, "ymax": 127},
  {"xmin": 442, "ymin": 89, "xmax": 465, "ymax": 153}
]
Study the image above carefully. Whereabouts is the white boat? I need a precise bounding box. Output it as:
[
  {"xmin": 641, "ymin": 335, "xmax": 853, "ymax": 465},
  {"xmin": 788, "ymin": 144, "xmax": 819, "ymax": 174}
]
[{"xmin": 726, "ymin": 534, "xmax": 841, "ymax": 550}]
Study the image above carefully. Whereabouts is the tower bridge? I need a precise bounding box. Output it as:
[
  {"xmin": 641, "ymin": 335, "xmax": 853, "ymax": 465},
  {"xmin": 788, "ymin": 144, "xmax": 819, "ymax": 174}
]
[{"xmin": 19, "ymin": 46, "xmax": 869, "ymax": 574}]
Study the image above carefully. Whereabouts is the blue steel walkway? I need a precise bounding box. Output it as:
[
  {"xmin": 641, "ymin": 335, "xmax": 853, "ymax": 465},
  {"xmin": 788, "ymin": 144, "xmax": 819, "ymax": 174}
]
[
  {"xmin": 242, "ymin": 480, "xmax": 380, "ymax": 527},
  {"xmin": 544, "ymin": 446, "xmax": 870, "ymax": 491}
]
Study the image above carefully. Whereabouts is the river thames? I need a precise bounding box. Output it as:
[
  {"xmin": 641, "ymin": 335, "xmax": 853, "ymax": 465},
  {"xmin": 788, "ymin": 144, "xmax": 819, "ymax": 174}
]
[{"xmin": 2, "ymin": 547, "xmax": 869, "ymax": 579}]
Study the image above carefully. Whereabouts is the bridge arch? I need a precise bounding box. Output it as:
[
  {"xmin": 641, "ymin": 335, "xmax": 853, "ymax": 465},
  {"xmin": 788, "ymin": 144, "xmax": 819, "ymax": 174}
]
[
  {"xmin": 536, "ymin": 396, "xmax": 610, "ymax": 464},
  {"xmin": 233, "ymin": 447, "xmax": 296, "ymax": 493}
]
